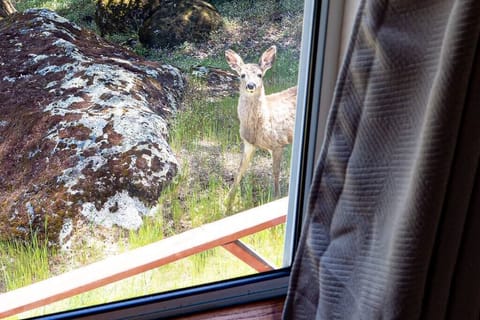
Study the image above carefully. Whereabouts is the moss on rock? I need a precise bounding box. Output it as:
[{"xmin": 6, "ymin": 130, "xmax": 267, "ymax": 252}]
[
  {"xmin": 139, "ymin": 0, "xmax": 223, "ymax": 48},
  {"xmin": 0, "ymin": 9, "xmax": 185, "ymax": 247}
]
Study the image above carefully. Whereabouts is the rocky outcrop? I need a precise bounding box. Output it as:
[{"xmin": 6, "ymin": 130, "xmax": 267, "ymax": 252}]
[
  {"xmin": 95, "ymin": 0, "xmax": 151, "ymax": 35},
  {"xmin": 138, "ymin": 0, "xmax": 222, "ymax": 48},
  {"xmin": 190, "ymin": 65, "xmax": 238, "ymax": 97},
  {"xmin": 0, "ymin": 9, "xmax": 185, "ymax": 247},
  {"xmin": 95, "ymin": 0, "xmax": 222, "ymax": 48}
]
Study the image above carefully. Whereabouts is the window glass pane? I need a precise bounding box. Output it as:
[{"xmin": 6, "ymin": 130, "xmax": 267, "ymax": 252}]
[{"xmin": 0, "ymin": 0, "xmax": 306, "ymax": 317}]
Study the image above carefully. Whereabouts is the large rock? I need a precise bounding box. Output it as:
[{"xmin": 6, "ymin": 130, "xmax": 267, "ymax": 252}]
[
  {"xmin": 139, "ymin": 0, "xmax": 223, "ymax": 48},
  {"xmin": 190, "ymin": 65, "xmax": 238, "ymax": 97},
  {"xmin": 0, "ymin": 9, "xmax": 185, "ymax": 247},
  {"xmin": 95, "ymin": 0, "xmax": 153, "ymax": 35}
]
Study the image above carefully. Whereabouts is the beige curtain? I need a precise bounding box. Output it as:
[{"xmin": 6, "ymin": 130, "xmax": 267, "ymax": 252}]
[{"xmin": 284, "ymin": 0, "xmax": 480, "ymax": 319}]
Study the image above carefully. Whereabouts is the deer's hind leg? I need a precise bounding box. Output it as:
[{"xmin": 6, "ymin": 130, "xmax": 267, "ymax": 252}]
[
  {"xmin": 271, "ymin": 147, "xmax": 284, "ymax": 198},
  {"xmin": 224, "ymin": 141, "xmax": 256, "ymax": 210}
]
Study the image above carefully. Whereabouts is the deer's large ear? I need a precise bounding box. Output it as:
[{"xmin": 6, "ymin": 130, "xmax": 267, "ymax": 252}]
[
  {"xmin": 259, "ymin": 45, "xmax": 277, "ymax": 73},
  {"xmin": 225, "ymin": 49, "xmax": 244, "ymax": 75}
]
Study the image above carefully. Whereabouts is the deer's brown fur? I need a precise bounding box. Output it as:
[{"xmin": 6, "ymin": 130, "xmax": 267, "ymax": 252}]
[{"xmin": 224, "ymin": 45, "xmax": 297, "ymax": 209}]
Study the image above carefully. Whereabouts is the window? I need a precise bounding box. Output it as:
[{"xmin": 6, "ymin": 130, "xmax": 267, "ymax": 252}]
[{"xmin": 0, "ymin": 0, "xmax": 357, "ymax": 318}]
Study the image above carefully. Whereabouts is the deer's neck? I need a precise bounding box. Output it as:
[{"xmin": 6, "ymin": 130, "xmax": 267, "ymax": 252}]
[
  {"xmin": 238, "ymin": 89, "xmax": 267, "ymax": 145},
  {"xmin": 238, "ymin": 86, "xmax": 265, "ymax": 113}
]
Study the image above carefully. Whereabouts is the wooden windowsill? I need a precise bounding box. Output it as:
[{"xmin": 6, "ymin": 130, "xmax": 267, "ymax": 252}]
[{"xmin": 173, "ymin": 297, "xmax": 285, "ymax": 320}]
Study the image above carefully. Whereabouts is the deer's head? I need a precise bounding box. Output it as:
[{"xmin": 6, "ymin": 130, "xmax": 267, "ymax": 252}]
[{"xmin": 225, "ymin": 46, "xmax": 277, "ymax": 95}]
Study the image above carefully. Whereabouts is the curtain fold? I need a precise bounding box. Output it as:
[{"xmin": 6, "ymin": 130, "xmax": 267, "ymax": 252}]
[{"xmin": 283, "ymin": 0, "xmax": 480, "ymax": 319}]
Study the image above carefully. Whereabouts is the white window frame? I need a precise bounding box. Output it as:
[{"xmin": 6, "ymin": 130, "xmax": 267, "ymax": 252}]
[{"xmin": 34, "ymin": 0, "xmax": 354, "ymax": 318}]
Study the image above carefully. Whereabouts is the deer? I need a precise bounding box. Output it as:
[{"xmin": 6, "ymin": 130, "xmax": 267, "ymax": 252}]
[{"xmin": 224, "ymin": 45, "xmax": 297, "ymax": 210}]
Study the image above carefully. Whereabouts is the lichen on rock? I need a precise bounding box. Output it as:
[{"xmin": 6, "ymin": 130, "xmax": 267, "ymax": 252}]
[{"xmin": 0, "ymin": 9, "xmax": 185, "ymax": 247}]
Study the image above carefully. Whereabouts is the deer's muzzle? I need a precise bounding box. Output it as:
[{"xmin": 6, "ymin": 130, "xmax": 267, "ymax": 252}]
[{"xmin": 246, "ymin": 83, "xmax": 256, "ymax": 92}]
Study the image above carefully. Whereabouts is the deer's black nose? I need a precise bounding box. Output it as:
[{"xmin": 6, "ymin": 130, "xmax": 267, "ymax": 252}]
[{"xmin": 246, "ymin": 83, "xmax": 256, "ymax": 91}]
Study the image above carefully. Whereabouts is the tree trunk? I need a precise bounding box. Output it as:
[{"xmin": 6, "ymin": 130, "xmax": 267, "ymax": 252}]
[{"xmin": 0, "ymin": 0, "xmax": 17, "ymax": 18}]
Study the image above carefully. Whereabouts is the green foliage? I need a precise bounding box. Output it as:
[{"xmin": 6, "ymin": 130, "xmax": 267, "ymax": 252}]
[
  {"xmin": 212, "ymin": 0, "xmax": 303, "ymax": 21},
  {"xmin": 0, "ymin": 233, "xmax": 53, "ymax": 292},
  {"xmin": 171, "ymin": 89, "xmax": 239, "ymax": 150},
  {"xmin": 17, "ymin": 247, "xmax": 267, "ymax": 318},
  {"xmin": 14, "ymin": 0, "xmax": 97, "ymax": 30},
  {"xmin": 127, "ymin": 215, "xmax": 164, "ymax": 249},
  {"xmin": 241, "ymin": 224, "xmax": 286, "ymax": 266},
  {"xmin": 266, "ymin": 49, "xmax": 299, "ymax": 90}
]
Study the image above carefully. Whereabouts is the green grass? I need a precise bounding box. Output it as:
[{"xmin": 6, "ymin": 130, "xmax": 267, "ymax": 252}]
[
  {"xmin": 2, "ymin": 0, "xmax": 301, "ymax": 317},
  {"xmin": 14, "ymin": 0, "xmax": 98, "ymax": 30},
  {"xmin": 214, "ymin": 0, "xmax": 303, "ymax": 21},
  {"xmin": 170, "ymin": 87, "xmax": 240, "ymax": 151},
  {"xmin": 15, "ymin": 246, "xmax": 280, "ymax": 318},
  {"xmin": 0, "ymin": 233, "xmax": 53, "ymax": 292},
  {"xmin": 11, "ymin": 223, "xmax": 285, "ymax": 318}
]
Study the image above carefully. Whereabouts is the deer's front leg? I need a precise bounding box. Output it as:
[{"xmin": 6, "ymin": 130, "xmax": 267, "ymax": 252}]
[
  {"xmin": 271, "ymin": 147, "xmax": 284, "ymax": 198},
  {"xmin": 224, "ymin": 141, "xmax": 256, "ymax": 210}
]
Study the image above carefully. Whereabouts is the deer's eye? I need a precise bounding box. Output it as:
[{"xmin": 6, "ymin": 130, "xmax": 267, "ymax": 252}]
[
  {"xmin": 257, "ymin": 74, "xmax": 262, "ymax": 78},
  {"xmin": 240, "ymin": 74, "xmax": 246, "ymax": 79}
]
